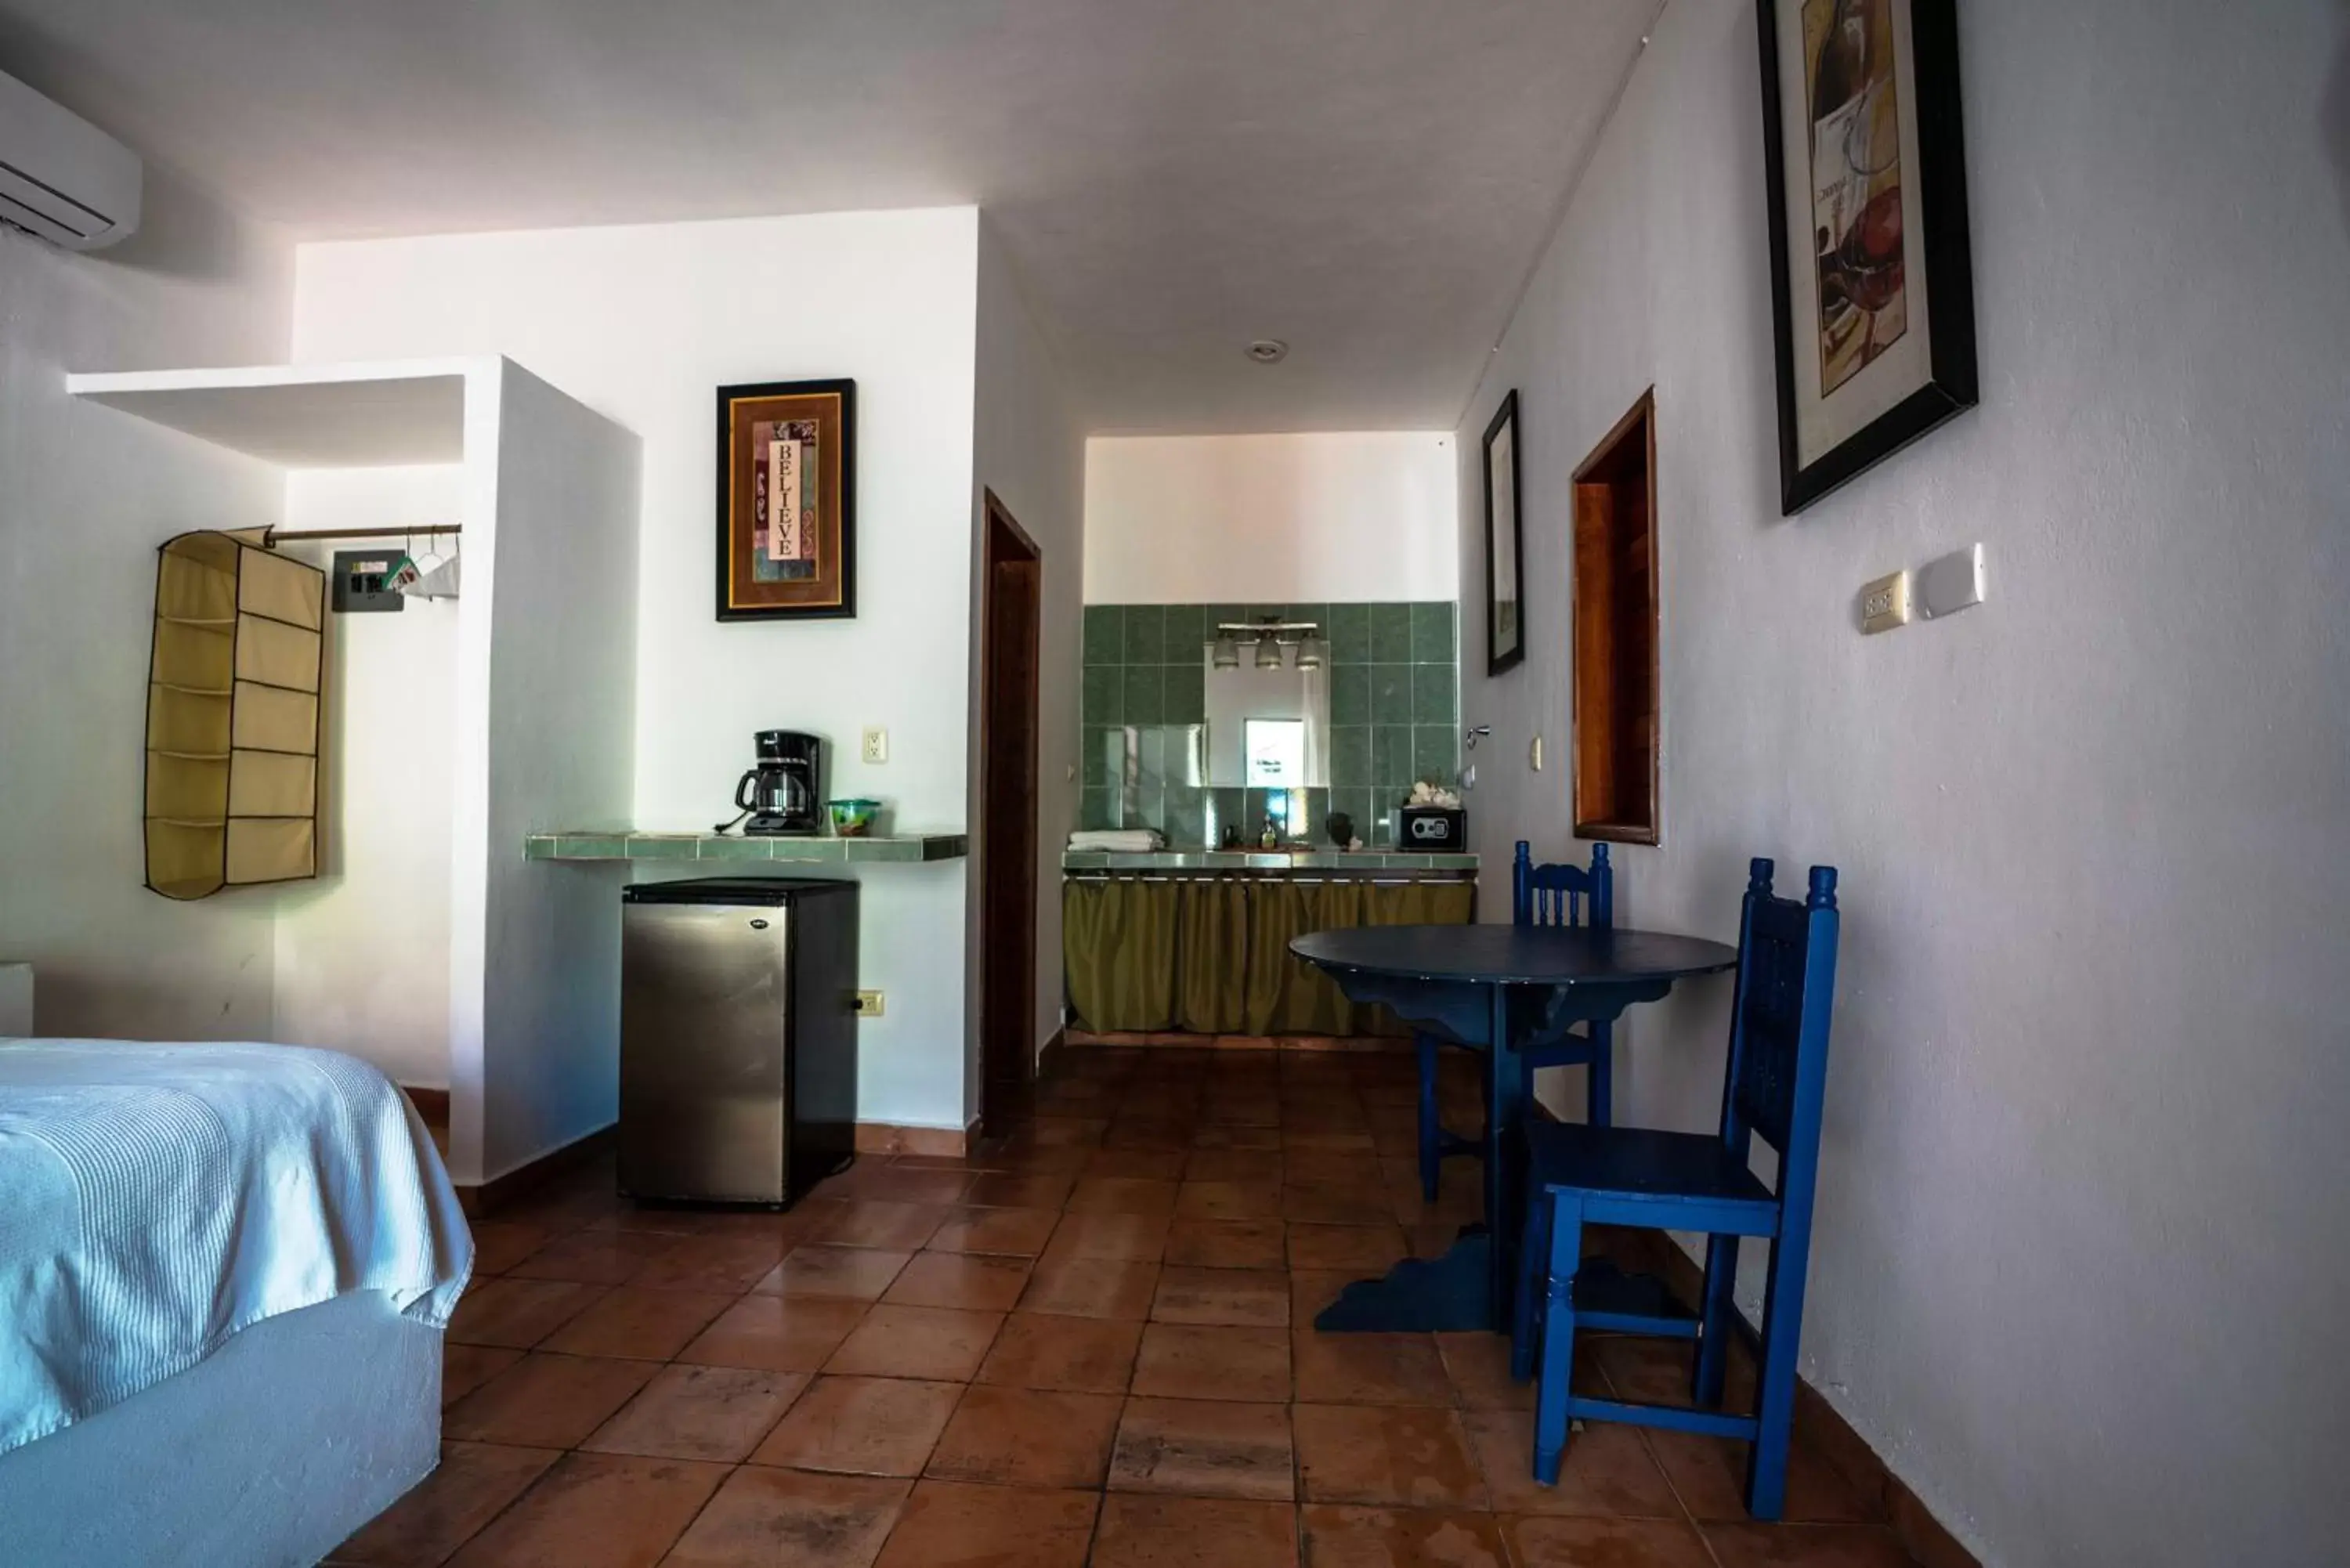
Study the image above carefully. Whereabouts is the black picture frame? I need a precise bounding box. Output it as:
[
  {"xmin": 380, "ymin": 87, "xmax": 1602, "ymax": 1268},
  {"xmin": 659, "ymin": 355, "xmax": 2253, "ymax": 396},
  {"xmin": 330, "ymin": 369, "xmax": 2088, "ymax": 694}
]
[
  {"xmin": 714, "ymin": 377, "xmax": 858, "ymax": 622},
  {"xmin": 1482, "ymin": 389, "xmax": 1526, "ymax": 676},
  {"xmin": 1758, "ymin": 0, "xmax": 1977, "ymax": 515}
]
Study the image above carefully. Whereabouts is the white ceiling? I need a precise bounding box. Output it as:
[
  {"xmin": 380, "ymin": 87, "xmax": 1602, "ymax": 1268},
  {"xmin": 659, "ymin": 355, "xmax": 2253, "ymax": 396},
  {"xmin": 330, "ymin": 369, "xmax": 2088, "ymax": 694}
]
[{"xmin": 0, "ymin": 1, "xmax": 1655, "ymax": 433}]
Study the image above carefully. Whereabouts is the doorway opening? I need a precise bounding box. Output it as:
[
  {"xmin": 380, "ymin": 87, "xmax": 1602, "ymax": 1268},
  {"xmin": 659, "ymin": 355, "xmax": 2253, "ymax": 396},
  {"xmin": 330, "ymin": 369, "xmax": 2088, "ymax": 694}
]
[{"xmin": 978, "ymin": 492, "xmax": 1042, "ymax": 1137}]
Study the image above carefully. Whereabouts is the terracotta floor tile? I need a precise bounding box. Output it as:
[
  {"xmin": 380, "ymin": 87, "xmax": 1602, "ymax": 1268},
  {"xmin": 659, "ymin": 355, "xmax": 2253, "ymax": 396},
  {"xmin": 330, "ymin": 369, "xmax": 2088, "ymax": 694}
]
[
  {"xmin": 468, "ymin": 1221, "xmax": 555, "ymax": 1276},
  {"xmin": 1646, "ymin": 1431, "xmax": 1882, "ymax": 1524},
  {"xmin": 1189, "ymin": 1124, "xmax": 1285, "ymax": 1151},
  {"xmin": 447, "ymin": 1277, "xmax": 607, "ymax": 1349},
  {"xmin": 660, "ymin": 1467, "xmax": 909, "ymax": 1568},
  {"xmin": 580, "ymin": 1364, "xmax": 808, "ymax": 1462},
  {"xmin": 974, "ymin": 1312, "xmax": 1143, "ymax": 1393},
  {"xmin": 443, "ymin": 1451, "xmax": 726, "ymax": 1568},
  {"xmin": 678, "ymin": 1295, "xmax": 871, "ymax": 1372},
  {"xmin": 1085, "ymin": 1147, "xmax": 1191, "ymax": 1181},
  {"xmin": 1292, "ymin": 1405, "xmax": 1485, "ymax": 1509},
  {"xmin": 1177, "ymin": 1180, "xmax": 1285, "ymax": 1220},
  {"xmin": 504, "ymin": 1228, "xmax": 680, "ymax": 1287},
  {"xmin": 1291, "ymin": 1270, "xmax": 1357, "ymax": 1326},
  {"xmin": 963, "ymin": 1171, "xmax": 1077, "ymax": 1209},
  {"xmin": 1091, "ymin": 1494, "xmax": 1300, "ymax": 1568},
  {"xmin": 871, "ymin": 1479, "xmax": 1098, "ymax": 1568},
  {"xmin": 1291, "ymin": 1331, "xmax": 1454, "ymax": 1406},
  {"xmin": 826, "ymin": 1303, "xmax": 1004, "ymax": 1380},
  {"xmin": 444, "ymin": 1353, "xmax": 660, "ymax": 1448},
  {"xmin": 924, "ymin": 1385, "xmax": 1124, "ymax": 1488},
  {"xmin": 1108, "ymin": 1396, "xmax": 1296, "ymax": 1501},
  {"xmin": 334, "ymin": 1440, "xmax": 560, "ymax": 1565},
  {"xmin": 1066, "ymin": 1176, "xmax": 1184, "ymax": 1218},
  {"xmin": 1021, "ymin": 1255, "xmax": 1162, "ymax": 1320},
  {"xmin": 821, "ymin": 1201, "xmax": 951, "ymax": 1250},
  {"xmin": 442, "ymin": 1344, "xmax": 525, "ymax": 1407},
  {"xmin": 629, "ymin": 1234, "xmax": 788, "ymax": 1294},
  {"xmin": 1297, "ymin": 1504, "xmax": 1509, "ymax": 1568},
  {"xmin": 1131, "ymin": 1323, "xmax": 1292, "ymax": 1402},
  {"xmin": 1183, "ymin": 1150, "xmax": 1285, "ymax": 1184},
  {"xmin": 755, "ymin": 1244, "xmax": 913, "ymax": 1300},
  {"xmin": 1502, "ymin": 1516, "xmax": 1718, "ymax": 1568},
  {"xmin": 924, "ymin": 1205, "xmax": 1061, "ymax": 1256},
  {"xmin": 1462, "ymin": 1409, "xmax": 1679, "ymax": 1517},
  {"xmin": 1284, "ymin": 1154, "xmax": 1383, "ymax": 1190},
  {"xmin": 1700, "ymin": 1523, "xmax": 1919, "ymax": 1567},
  {"xmin": 1286, "ymin": 1224, "xmax": 1410, "ymax": 1273},
  {"xmin": 880, "ymin": 1251, "xmax": 1032, "ymax": 1312},
  {"xmin": 1282, "ymin": 1187, "xmax": 1397, "ymax": 1225},
  {"xmin": 1152, "ymin": 1266, "xmax": 1291, "ymax": 1328},
  {"xmin": 750, "ymin": 1375, "xmax": 964, "ymax": 1476},
  {"xmin": 852, "ymin": 1165, "xmax": 979, "ymax": 1205},
  {"xmin": 541, "ymin": 1286, "xmax": 736, "ymax": 1360},
  {"xmin": 1043, "ymin": 1209, "xmax": 1173, "ymax": 1262},
  {"xmin": 1163, "ymin": 1218, "xmax": 1287, "ymax": 1270},
  {"xmin": 1432, "ymin": 1333, "xmax": 1533, "ymax": 1411}
]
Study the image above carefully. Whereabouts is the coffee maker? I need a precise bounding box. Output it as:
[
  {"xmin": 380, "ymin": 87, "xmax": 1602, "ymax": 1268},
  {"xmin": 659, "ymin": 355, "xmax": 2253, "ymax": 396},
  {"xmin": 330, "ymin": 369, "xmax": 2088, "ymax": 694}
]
[{"xmin": 735, "ymin": 730, "xmax": 823, "ymax": 836}]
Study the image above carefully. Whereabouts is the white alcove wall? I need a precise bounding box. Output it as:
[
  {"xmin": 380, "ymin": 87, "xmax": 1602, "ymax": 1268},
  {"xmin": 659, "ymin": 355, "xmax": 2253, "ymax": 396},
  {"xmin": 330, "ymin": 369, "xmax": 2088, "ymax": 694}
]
[{"xmin": 68, "ymin": 357, "xmax": 642, "ymax": 1187}]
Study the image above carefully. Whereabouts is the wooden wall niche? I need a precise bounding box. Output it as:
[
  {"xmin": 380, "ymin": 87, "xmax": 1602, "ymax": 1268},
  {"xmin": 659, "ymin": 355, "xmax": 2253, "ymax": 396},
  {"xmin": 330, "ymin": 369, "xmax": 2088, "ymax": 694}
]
[{"xmin": 1571, "ymin": 390, "xmax": 1659, "ymax": 844}]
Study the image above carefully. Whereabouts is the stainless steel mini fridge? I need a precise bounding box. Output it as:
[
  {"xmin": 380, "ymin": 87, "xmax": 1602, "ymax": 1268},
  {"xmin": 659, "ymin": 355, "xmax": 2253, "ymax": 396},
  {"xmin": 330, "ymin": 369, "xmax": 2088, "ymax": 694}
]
[{"xmin": 619, "ymin": 877, "xmax": 859, "ymax": 1205}]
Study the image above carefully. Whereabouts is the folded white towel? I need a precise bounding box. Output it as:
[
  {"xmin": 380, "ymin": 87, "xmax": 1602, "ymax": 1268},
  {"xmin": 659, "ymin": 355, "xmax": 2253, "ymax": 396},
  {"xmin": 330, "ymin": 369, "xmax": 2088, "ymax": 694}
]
[{"xmin": 1069, "ymin": 829, "xmax": 1163, "ymax": 852}]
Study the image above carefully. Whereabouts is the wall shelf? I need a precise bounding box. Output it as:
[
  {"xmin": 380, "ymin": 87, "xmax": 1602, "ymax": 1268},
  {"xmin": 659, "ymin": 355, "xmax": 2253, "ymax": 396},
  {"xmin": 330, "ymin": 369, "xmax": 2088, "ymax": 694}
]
[
  {"xmin": 528, "ymin": 832, "xmax": 969, "ymax": 865},
  {"xmin": 67, "ymin": 359, "xmax": 477, "ymax": 467}
]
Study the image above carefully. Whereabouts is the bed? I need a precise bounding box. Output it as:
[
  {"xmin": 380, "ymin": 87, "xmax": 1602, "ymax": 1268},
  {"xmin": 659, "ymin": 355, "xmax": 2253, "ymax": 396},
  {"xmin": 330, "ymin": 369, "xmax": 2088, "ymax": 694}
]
[{"xmin": 0, "ymin": 1039, "xmax": 472, "ymax": 1568}]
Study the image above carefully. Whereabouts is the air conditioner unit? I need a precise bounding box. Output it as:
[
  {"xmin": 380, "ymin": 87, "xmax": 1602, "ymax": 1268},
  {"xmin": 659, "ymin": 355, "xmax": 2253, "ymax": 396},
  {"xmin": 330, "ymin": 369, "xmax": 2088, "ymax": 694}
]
[{"xmin": 0, "ymin": 68, "xmax": 141, "ymax": 251}]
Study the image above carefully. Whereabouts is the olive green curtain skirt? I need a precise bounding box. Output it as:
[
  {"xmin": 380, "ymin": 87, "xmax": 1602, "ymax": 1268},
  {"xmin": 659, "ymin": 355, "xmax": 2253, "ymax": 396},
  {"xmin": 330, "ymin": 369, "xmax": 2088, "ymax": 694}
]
[{"xmin": 1064, "ymin": 877, "xmax": 1474, "ymax": 1037}]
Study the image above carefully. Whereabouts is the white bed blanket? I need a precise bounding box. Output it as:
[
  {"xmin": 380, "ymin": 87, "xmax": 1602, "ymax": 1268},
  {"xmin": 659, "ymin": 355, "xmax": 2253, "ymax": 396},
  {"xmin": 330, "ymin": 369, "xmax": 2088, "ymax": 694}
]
[{"xmin": 0, "ymin": 1039, "xmax": 472, "ymax": 1456}]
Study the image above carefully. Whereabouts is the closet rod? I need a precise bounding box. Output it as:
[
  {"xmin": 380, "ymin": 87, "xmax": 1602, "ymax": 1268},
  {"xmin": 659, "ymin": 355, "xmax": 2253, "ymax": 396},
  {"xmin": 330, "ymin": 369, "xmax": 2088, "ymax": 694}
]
[{"xmin": 265, "ymin": 524, "xmax": 462, "ymax": 544}]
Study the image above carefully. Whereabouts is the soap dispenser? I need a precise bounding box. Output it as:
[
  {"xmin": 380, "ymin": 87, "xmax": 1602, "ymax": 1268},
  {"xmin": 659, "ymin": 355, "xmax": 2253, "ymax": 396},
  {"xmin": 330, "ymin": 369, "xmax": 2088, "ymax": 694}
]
[{"xmin": 1260, "ymin": 815, "xmax": 1278, "ymax": 851}]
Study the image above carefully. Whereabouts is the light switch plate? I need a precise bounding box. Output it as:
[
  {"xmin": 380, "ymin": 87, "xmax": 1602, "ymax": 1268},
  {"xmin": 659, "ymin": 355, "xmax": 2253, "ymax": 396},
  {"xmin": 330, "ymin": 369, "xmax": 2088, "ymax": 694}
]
[
  {"xmin": 1918, "ymin": 544, "xmax": 1986, "ymax": 619},
  {"xmin": 1530, "ymin": 735, "xmax": 1544, "ymax": 771},
  {"xmin": 855, "ymin": 990, "xmax": 885, "ymax": 1018},
  {"xmin": 1860, "ymin": 570, "xmax": 1911, "ymax": 634},
  {"xmin": 861, "ymin": 727, "xmax": 888, "ymax": 764}
]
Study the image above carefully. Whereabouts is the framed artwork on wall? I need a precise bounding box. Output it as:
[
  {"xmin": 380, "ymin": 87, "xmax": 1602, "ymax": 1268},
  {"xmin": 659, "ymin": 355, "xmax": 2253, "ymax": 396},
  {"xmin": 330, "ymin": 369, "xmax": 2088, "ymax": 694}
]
[
  {"xmin": 1482, "ymin": 389, "xmax": 1525, "ymax": 675},
  {"xmin": 716, "ymin": 378, "xmax": 856, "ymax": 620},
  {"xmin": 1758, "ymin": 0, "xmax": 1976, "ymax": 514}
]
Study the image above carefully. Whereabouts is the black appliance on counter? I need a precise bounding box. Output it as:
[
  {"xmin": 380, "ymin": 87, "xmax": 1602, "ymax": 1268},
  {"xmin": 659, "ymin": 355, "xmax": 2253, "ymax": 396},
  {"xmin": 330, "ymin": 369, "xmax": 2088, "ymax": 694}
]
[
  {"xmin": 735, "ymin": 729, "xmax": 823, "ymax": 836},
  {"xmin": 619, "ymin": 877, "xmax": 859, "ymax": 1206}
]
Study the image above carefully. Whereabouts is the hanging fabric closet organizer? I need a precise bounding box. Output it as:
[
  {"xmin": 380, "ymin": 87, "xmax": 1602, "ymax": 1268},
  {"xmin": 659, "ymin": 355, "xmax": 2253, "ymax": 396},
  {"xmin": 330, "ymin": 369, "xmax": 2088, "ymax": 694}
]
[{"xmin": 144, "ymin": 529, "xmax": 326, "ymax": 900}]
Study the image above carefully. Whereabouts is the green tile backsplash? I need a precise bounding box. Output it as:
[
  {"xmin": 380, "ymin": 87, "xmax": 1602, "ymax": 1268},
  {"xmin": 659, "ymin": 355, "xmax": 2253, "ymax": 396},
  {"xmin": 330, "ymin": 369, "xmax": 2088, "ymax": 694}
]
[{"xmin": 1082, "ymin": 601, "xmax": 1458, "ymax": 847}]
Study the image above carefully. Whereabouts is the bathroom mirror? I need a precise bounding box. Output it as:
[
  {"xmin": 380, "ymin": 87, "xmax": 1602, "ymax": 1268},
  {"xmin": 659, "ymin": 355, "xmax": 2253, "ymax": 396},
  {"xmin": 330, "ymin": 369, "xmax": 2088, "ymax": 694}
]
[{"xmin": 1204, "ymin": 641, "xmax": 1330, "ymax": 787}]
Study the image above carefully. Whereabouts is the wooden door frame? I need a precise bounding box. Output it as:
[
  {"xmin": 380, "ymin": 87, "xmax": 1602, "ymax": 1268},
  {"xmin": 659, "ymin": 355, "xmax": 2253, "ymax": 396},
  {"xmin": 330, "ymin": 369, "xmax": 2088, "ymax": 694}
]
[{"xmin": 977, "ymin": 490, "xmax": 1042, "ymax": 1136}]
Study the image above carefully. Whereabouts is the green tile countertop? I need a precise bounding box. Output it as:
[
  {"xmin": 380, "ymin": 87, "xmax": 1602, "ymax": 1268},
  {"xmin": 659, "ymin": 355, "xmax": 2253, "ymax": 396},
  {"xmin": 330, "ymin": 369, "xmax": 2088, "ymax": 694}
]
[
  {"xmin": 1061, "ymin": 848, "xmax": 1477, "ymax": 873},
  {"xmin": 527, "ymin": 832, "xmax": 968, "ymax": 864}
]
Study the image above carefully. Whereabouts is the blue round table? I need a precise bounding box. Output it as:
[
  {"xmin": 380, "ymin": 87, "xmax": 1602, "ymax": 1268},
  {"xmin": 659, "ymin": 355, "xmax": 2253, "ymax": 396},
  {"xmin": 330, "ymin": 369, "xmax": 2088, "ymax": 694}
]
[{"xmin": 1291, "ymin": 923, "xmax": 1737, "ymax": 1332}]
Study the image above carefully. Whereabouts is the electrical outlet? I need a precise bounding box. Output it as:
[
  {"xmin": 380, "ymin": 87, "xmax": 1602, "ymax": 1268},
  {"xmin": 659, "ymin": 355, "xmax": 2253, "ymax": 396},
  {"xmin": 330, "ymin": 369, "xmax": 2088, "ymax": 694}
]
[
  {"xmin": 861, "ymin": 727, "xmax": 888, "ymax": 764},
  {"xmin": 855, "ymin": 990, "xmax": 885, "ymax": 1018},
  {"xmin": 1860, "ymin": 570, "xmax": 1911, "ymax": 634}
]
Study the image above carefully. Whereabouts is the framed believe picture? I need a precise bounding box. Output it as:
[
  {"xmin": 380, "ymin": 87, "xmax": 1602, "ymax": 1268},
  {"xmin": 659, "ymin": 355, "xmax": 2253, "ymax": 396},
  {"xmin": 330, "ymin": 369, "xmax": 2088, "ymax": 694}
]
[
  {"xmin": 716, "ymin": 378, "xmax": 856, "ymax": 620},
  {"xmin": 1759, "ymin": 0, "xmax": 1976, "ymax": 514},
  {"xmin": 1483, "ymin": 390, "xmax": 1524, "ymax": 675}
]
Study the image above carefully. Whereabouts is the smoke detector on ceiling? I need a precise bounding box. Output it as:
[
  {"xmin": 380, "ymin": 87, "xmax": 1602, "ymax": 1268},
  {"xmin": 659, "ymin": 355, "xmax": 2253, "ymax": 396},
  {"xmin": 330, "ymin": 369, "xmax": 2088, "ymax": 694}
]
[{"xmin": 1246, "ymin": 339, "xmax": 1288, "ymax": 364}]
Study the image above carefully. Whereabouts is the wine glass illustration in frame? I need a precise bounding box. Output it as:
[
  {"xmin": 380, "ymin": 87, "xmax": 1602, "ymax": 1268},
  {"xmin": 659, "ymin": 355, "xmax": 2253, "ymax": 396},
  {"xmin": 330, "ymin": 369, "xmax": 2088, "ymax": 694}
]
[
  {"xmin": 716, "ymin": 378, "xmax": 857, "ymax": 620},
  {"xmin": 1758, "ymin": 0, "xmax": 1977, "ymax": 513}
]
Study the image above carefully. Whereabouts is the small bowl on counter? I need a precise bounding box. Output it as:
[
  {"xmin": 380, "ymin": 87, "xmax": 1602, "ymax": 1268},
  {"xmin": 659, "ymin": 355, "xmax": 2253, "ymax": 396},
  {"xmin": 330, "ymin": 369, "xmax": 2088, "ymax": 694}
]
[{"xmin": 826, "ymin": 797, "xmax": 883, "ymax": 838}]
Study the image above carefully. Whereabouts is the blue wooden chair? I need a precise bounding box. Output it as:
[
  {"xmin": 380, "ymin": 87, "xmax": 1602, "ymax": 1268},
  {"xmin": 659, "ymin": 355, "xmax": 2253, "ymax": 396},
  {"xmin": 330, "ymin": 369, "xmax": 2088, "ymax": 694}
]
[
  {"xmin": 1508, "ymin": 858, "xmax": 1840, "ymax": 1521},
  {"xmin": 1413, "ymin": 839, "xmax": 1615, "ymax": 1201}
]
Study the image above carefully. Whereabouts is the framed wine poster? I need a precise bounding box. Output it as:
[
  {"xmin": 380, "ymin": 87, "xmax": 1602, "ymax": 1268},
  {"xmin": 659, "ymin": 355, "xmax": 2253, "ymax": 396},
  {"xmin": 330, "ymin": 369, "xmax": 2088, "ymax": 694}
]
[
  {"xmin": 1483, "ymin": 389, "xmax": 1525, "ymax": 676},
  {"xmin": 716, "ymin": 378, "xmax": 857, "ymax": 620},
  {"xmin": 1759, "ymin": 0, "xmax": 1976, "ymax": 514}
]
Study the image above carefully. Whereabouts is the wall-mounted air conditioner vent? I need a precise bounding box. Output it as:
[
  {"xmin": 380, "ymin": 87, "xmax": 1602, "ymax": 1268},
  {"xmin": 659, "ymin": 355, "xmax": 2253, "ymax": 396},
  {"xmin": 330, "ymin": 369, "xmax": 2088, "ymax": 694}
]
[{"xmin": 0, "ymin": 67, "xmax": 141, "ymax": 251}]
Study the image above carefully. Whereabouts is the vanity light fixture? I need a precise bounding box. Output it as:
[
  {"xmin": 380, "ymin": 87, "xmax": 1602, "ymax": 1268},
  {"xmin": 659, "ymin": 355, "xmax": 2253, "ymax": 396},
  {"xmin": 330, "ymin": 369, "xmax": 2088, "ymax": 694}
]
[
  {"xmin": 1295, "ymin": 641, "xmax": 1324, "ymax": 670},
  {"xmin": 1254, "ymin": 635, "xmax": 1286, "ymax": 670},
  {"xmin": 1212, "ymin": 635, "xmax": 1242, "ymax": 669}
]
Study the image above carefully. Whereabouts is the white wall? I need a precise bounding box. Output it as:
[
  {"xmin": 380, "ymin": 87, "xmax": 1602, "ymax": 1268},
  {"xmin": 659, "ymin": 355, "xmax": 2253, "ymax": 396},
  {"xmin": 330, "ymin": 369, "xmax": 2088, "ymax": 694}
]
[
  {"xmin": 969, "ymin": 220, "xmax": 1087, "ymax": 1111},
  {"xmin": 1455, "ymin": 2, "xmax": 2350, "ymax": 1565},
  {"xmin": 1085, "ymin": 432, "xmax": 1456, "ymax": 603},
  {"xmin": 294, "ymin": 209, "xmax": 985, "ymax": 1133},
  {"xmin": 469, "ymin": 361, "xmax": 641, "ymax": 1183},
  {"xmin": 270, "ymin": 467, "xmax": 463, "ymax": 1090},
  {"xmin": 0, "ymin": 173, "xmax": 291, "ymax": 1039}
]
